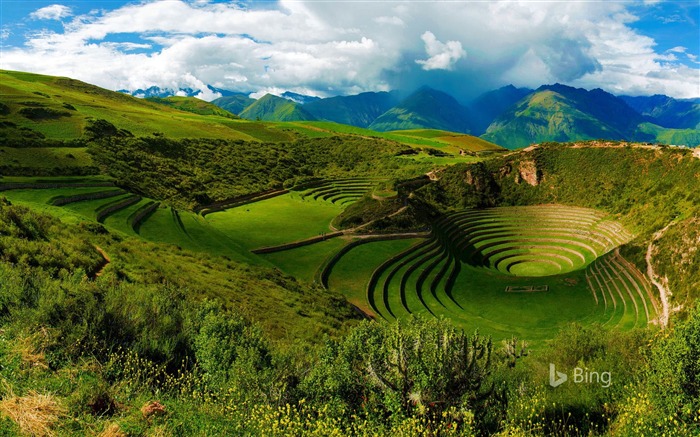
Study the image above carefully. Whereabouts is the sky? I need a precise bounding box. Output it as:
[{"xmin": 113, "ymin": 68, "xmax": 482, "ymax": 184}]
[{"xmin": 0, "ymin": 0, "xmax": 698, "ymax": 102}]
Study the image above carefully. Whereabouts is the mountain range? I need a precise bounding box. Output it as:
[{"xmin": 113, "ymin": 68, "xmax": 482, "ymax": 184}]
[{"xmin": 125, "ymin": 82, "xmax": 700, "ymax": 149}]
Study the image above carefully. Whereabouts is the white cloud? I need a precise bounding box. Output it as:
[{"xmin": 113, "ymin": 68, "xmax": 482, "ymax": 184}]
[
  {"xmin": 0, "ymin": 0, "xmax": 696, "ymax": 100},
  {"xmin": 30, "ymin": 4, "xmax": 72, "ymax": 21},
  {"xmin": 415, "ymin": 31, "xmax": 466, "ymax": 71}
]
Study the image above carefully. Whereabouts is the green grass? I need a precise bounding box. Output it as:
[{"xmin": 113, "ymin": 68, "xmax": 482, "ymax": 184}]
[
  {"xmin": 328, "ymin": 239, "xmax": 422, "ymax": 315},
  {"xmin": 0, "ymin": 70, "xmax": 295, "ymax": 141},
  {"xmin": 136, "ymin": 206, "xmax": 255, "ymax": 263},
  {"xmin": 261, "ymin": 237, "xmax": 349, "ymax": 283},
  {"xmin": 205, "ymin": 193, "xmax": 343, "ymax": 251},
  {"xmin": 279, "ymin": 121, "xmax": 504, "ymax": 153},
  {"xmin": 0, "ymin": 186, "xmax": 120, "ymax": 205},
  {"xmin": 395, "ymin": 152, "xmax": 481, "ymax": 165}
]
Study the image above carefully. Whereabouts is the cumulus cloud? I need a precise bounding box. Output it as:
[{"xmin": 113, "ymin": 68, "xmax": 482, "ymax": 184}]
[
  {"xmin": 415, "ymin": 31, "xmax": 466, "ymax": 71},
  {"xmin": 0, "ymin": 0, "xmax": 697, "ymax": 100},
  {"xmin": 30, "ymin": 4, "xmax": 72, "ymax": 21}
]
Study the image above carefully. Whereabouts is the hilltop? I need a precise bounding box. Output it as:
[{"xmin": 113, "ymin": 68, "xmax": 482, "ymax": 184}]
[
  {"xmin": 368, "ymin": 87, "xmax": 473, "ymax": 133},
  {"xmin": 239, "ymin": 94, "xmax": 316, "ymax": 122}
]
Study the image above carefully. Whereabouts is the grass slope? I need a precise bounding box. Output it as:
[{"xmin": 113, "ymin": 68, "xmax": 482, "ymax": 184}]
[
  {"xmin": 146, "ymin": 96, "xmax": 239, "ymax": 119},
  {"xmin": 0, "ymin": 70, "xmax": 295, "ymax": 141},
  {"xmin": 369, "ymin": 87, "xmax": 473, "ymax": 134},
  {"xmin": 239, "ymin": 94, "xmax": 316, "ymax": 122}
]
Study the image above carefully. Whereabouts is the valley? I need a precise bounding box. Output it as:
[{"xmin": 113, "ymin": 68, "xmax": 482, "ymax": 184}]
[{"xmin": 0, "ymin": 69, "xmax": 698, "ymax": 436}]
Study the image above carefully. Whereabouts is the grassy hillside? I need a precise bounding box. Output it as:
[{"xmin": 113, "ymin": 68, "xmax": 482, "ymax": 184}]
[
  {"xmin": 635, "ymin": 122, "xmax": 700, "ymax": 146},
  {"xmin": 389, "ymin": 129, "xmax": 503, "ymax": 153},
  {"xmin": 239, "ymin": 94, "xmax": 316, "ymax": 122},
  {"xmin": 211, "ymin": 94, "xmax": 256, "ymax": 115},
  {"xmin": 481, "ymin": 88, "xmax": 637, "ymax": 149},
  {"xmin": 303, "ymin": 91, "xmax": 400, "ymax": 128},
  {"xmin": 369, "ymin": 87, "xmax": 473, "ymax": 134},
  {"xmin": 146, "ymin": 96, "xmax": 239, "ymax": 119},
  {"xmin": 481, "ymin": 84, "xmax": 700, "ymax": 149},
  {"xmin": 0, "ymin": 70, "xmax": 295, "ymax": 142}
]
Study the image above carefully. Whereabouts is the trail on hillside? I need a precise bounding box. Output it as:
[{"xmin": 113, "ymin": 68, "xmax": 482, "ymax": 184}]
[
  {"xmin": 646, "ymin": 222, "xmax": 675, "ymax": 328},
  {"xmin": 91, "ymin": 246, "xmax": 111, "ymax": 279}
]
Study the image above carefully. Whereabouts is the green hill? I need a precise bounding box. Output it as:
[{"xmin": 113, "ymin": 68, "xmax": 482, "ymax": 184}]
[
  {"xmin": 239, "ymin": 94, "xmax": 316, "ymax": 122},
  {"xmin": 482, "ymin": 85, "xmax": 645, "ymax": 149},
  {"xmin": 211, "ymin": 94, "xmax": 256, "ymax": 115},
  {"xmin": 480, "ymin": 84, "xmax": 700, "ymax": 149},
  {"xmin": 368, "ymin": 87, "xmax": 473, "ymax": 133},
  {"xmin": 146, "ymin": 96, "xmax": 239, "ymax": 119},
  {"xmin": 468, "ymin": 85, "xmax": 533, "ymax": 135},
  {"xmin": 0, "ymin": 69, "xmax": 295, "ymax": 142},
  {"xmin": 304, "ymin": 91, "xmax": 400, "ymax": 128}
]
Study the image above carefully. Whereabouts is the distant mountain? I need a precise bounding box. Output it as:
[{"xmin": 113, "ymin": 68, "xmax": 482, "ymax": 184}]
[
  {"xmin": 619, "ymin": 95, "xmax": 700, "ymax": 129},
  {"xmin": 482, "ymin": 84, "xmax": 646, "ymax": 149},
  {"xmin": 146, "ymin": 96, "xmax": 239, "ymax": 119},
  {"xmin": 238, "ymin": 94, "xmax": 316, "ymax": 122},
  {"xmin": 368, "ymin": 87, "xmax": 473, "ymax": 133},
  {"xmin": 281, "ymin": 91, "xmax": 321, "ymax": 105},
  {"xmin": 212, "ymin": 94, "xmax": 256, "ymax": 115},
  {"xmin": 119, "ymin": 85, "xmax": 237, "ymax": 99},
  {"xmin": 304, "ymin": 91, "xmax": 400, "ymax": 128},
  {"xmin": 469, "ymin": 85, "xmax": 533, "ymax": 135}
]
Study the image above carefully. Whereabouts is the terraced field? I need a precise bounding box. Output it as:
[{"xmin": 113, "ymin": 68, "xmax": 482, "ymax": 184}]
[
  {"xmin": 0, "ymin": 177, "xmax": 254, "ymax": 262},
  {"xmin": 0, "ymin": 176, "xmax": 660, "ymax": 343},
  {"xmin": 326, "ymin": 205, "xmax": 658, "ymax": 342},
  {"xmin": 295, "ymin": 177, "xmax": 390, "ymax": 206}
]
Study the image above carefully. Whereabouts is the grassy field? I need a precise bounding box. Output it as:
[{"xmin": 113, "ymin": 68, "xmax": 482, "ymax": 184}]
[
  {"xmin": 0, "ymin": 70, "xmax": 509, "ymax": 153},
  {"xmin": 261, "ymin": 237, "xmax": 349, "ymax": 283},
  {"xmin": 328, "ymin": 238, "xmax": 423, "ymax": 316},
  {"xmin": 205, "ymin": 193, "xmax": 343, "ymax": 251}
]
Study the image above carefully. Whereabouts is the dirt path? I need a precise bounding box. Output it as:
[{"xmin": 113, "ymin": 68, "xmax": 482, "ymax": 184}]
[
  {"xmin": 645, "ymin": 222, "xmax": 675, "ymax": 328},
  {"xmin": 90, "ymin": 246, "xmax": 111, "ymax": 279}
]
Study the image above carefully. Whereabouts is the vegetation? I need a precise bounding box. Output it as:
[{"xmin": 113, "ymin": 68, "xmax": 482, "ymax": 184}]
[
  {"xmin": 0, "ymin": 199, "xmax": 695, "ymax": 435},
  {"xmin": 146, "ymin": 96, "xmax": 239, "ymax": 119},
  {"xmin": 1, "ymin": 69, "xmax": 699, "ymax": 435},
  {"xmin": 88, "ymin": 135, "xmax": 422, "ymax": 210},
  {"xmin": 239, "ymin": 94, "xmax": 316, "ymax": 122}
]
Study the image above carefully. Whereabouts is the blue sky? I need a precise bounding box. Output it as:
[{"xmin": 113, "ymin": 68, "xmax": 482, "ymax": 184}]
[{"xmin": 1, "ymin": 0, "xmax": 698, "ymax": 101}]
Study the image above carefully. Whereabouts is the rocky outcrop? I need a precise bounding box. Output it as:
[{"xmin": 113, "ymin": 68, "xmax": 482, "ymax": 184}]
[{"xmin": 516, "ymin": 160, "xmax": 540, "ymax": 186}]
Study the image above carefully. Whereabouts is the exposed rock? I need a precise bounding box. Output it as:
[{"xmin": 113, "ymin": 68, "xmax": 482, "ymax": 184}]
[
  {"xmin": 518, "ymin": 160, "xmax": 540, "ymax": 186},
  {"xmin": 499, "ymin": 164, "xmax": 512, "ymax": 178}
]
